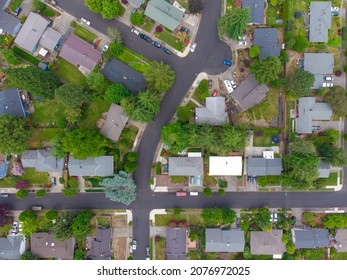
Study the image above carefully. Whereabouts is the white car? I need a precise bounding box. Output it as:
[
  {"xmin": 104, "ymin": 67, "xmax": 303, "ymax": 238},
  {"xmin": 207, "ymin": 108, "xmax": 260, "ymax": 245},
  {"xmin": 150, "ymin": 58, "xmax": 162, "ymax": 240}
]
[
  {"xmin": 230, "ymin": 80, "xmax": 237, "ymax": 89},
  {"xmin": 80, "ymin": 18, "xmax": 90, "ymax": 25},
  {"xmin": 238, "ymin": 41, "xmax": 247, "ymax": 46},
  {"xmin": 324, "ymin": 76, "xmax": 333, "ymax": 81},
  {"xmin": 273, "ymin": 213, "xmax": 278, "ymax": 222},
  {"xmin": 190, "ymin": 43, "xmax": 197, "ymax": 52},
  {"xmin": 223, "ymin": 80, "xmax": 234, "ymax": 93},
  {"xmin": 131, "ymin": 28, "xmax": 140, "ymax": 35},
  {"xmin": 132, "ymin": 240, "xmax": 137, "ymax": 250},
  {"xmin": 18, "ymin": 222, "xmax": 22, "ymax": 232},
  {"xmin": 331, "ymin": 6, "xmax": 339, "ymax": 11},
  {"xmin": 322, "ymin": 83, "xmax": 333, "ymax": 88},
  {"xmin": 11, "ymin": 222, "xmax": 18, "ymax": 234},
  {"xmin": 238, "ymin": 35, "xmax": 246, "ymax": 40},
  {"xmin": 102, "ymin": 45, "xmax": 109, "ymax": 52}
]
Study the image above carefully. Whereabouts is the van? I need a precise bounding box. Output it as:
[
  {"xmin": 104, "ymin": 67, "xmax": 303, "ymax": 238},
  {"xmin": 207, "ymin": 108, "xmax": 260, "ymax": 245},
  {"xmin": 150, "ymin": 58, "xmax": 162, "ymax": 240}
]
[
  {"xmin": 31, "ymin": 206, "xmax": 43, "ymax": 211},
  {"xmin": 223, "ymin": 80, "xmax": 234, "ymax": 93},
  {"xmin": 176, "ymin": 191, "xmax": 187, "ymax": 197},
  {"xmin": 190, "ymin": 192, "xmax": 199, "ymax": 196}
]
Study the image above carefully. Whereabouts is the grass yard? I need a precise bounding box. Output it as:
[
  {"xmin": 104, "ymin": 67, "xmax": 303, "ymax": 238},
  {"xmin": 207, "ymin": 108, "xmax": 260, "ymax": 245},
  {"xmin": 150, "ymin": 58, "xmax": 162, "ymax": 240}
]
[
  {"xmin": 79, "ymin": 96, "xmax": 110, "ymax": 129},
  {"xmin": 247, "ymin": 88, "xmax": 279, "ymax": 123},
  {"xmin": 117, "ymin": 48, "xmax": 150, "ymax": 74},
  {"xmin": 154, "ymin": 237, "xmax": 166, "ymax": 260},
  {"xmin": 52, "ymin": 58, "xmax": 87, "ymax": 86},
  {"xmin": 21, "ymin": 168, "xmax": 50, "ymax": 186},
  {"xmin": 302, "ymin": 248, "xmax": 326, "ymax": 260},
  {"xmin": 187, "ymin": 214, "xmax": 204, "ymax": 226},
  {"xmin": 328, "ymin": 17, "xmax": 341, "ymax": 47},
  {"xmin": 156, "ymin": 30, "xmax": 184, "ymax": 51},
  {"xmin": 250, "ymin": 254, "xmax": 273, "ymax": 260},
  {"xmin": 257, "ymin": 175, "xmax": 282, "ymax": 187},
  {"xmin": 40, "ymin": 6, "xmax": 56, "ymax": 17},
  {"xmin": 142, "ymin": 17, "xmax": 155, "ymax": 33},
  {"xmin": 0, "ymin": 225, "xmax": 11, "ymax": 237},
  {"xmin": 9, "ymin": 0, "xmax": 23, "ymax": 11},
  {"xmin": 331, "ymin": 251, "xmax": 347, "ymax": 260},
  {"xmin": 29, "ymin": 99, "xmax": 66, "ymax": 127},
  {"xmin": 73, "ymin": 25, "xmax": 97, "ymax": 44},
  {"xmin": 319, "ymin": 172, "xmax": 338, "ymax": 186},
  {"xmin": 13, "ymin": 46, "xmax": 40, "ymax": 65},
  {"xmin": 29, "ymin": 128, "xmax": 63, "ymax": 149},
  {"xmin": 176, "ymin": 0, "xmax": 188, "ymax": 9},
  {"xmin": 203, "ymin": 175, "xmax": 217, "ymax": 187},
  {"xmin": 117, "ymin": 126, "xmax": 138, "ymax": 156},
  {"xmin": 253, "ymin": 128, "xmax": 283, "ymax": 147},
  {"xmin": 155, "ymin": 214, "xmax": 186, "ymax": 226},
  {"xmin": 0, "ymin": 176, "xmax": 19, "ymax": 188},
  {"xmin": 96, "ymin": 216, "xmax": 111, "ymax": 227}
]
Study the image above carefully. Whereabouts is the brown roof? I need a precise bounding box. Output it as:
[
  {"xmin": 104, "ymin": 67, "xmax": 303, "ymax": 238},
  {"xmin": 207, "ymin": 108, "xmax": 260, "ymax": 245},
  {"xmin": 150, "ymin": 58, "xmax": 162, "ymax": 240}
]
[
  {"xmin": 59, "ymin": 34, "xmax": 101, "ymax": 72},
  {"xmin": 100, "ymin": 104, "xmax": 128, "ymax": 142},
  {"xmin": 250, "ymin": 230, "xmax": 285, "ymax": 255},
  {"xmin": 31, "ymin": 233, "xmax": 75, "ymax": 260}
]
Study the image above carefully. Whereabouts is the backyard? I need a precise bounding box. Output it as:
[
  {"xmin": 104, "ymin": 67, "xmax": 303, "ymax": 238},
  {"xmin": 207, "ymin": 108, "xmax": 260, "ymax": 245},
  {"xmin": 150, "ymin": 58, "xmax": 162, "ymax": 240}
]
[
  {"xmin": 9, "ymin": 0, "xmax": 23, "ymax": 11},
  {"xmin": 13, "ymin": 46, "xmax": 40, "ymax": 66},
  {"xmin": 52, "ymin": 58, "xmax": 87, "ymax": 86},
  {"xmin": 253, "ymin": 128, "xmax": 283, "ymax": 147},
  {"xmin": 73, "ymin": 25, "xmax": 97, "ymax": 44},
  {"xmin": 117, "ymin": 126, "xmax": 138, "ymax": 157},
  {"xmin": 79, "ymin": 96, "xmax": 110, "ymax": 129},
  {"xmin": 156, "ymin": 30, "xmax": 184, "ymax": 51},
  {"xmin": 29, "ymin": 99, "xmax": 66, "ymax": 127},
  {"xmin": 116, "ymin": 48, "xmax": 150, "ymax": 74},
  {"xmin": 29, "ymin": 128, "xmax": 63, "ymax": 149}
]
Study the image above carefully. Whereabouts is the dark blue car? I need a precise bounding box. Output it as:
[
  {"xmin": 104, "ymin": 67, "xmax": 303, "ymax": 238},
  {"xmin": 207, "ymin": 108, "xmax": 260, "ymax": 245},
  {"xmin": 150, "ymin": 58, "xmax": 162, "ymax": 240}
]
[
  {"xmin": 223, "ymin": 60, "xmax": 232, "ymax": 66},
  {"xmin": 140, "ymin": 34, "xmax": 151, "ymax": 42}
]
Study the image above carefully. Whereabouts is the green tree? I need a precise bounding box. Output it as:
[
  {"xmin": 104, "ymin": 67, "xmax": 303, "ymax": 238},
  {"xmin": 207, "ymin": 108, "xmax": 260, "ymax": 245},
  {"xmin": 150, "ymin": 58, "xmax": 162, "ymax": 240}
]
[
  {"xmin": 100, "ymin": 171, "xmax": 137, "ymax": 205},
  {"xmin": 138, "ymin": 91, "xmax": 161, "ymax": 114},
  {"xmin": 250, "ymin": 56, "xmax": 282, "ymax": 84},
  {"xmin": 72, "ymin": 210, "xmax": 93, "ymax": 240},
  {"xmin": 188, "ymin": 0, "xmax": 203, "ymax": 14},
  {"xmin": 20, "ymin": 251, "xmax": 39, "ymax": 260},
  {"xmin": 33, "ymin": 0, "xmax": 44, "ymax": 11},
  {"xmin": 303, "ymin": 212, "xmax": 315, "ymax": 226},
  {"xmin": 62, "ymin": 177, "xmax": 79, "ymax": 197},
  {"xmin": 285, "ymin": 153, "xmax": 320, "ymax": 182},
  {"xmin": 286, "ymin": 70, "xmax": 315, "ymax": 98},
  {"xmin": 144, "ymin": 61, "xmax": 175, "ymax": 93},
  {"xmin": 254, "ymin": 208, "xmax": 272, "ymax": 231},
  {"xmin": 286, "ymin": 242, "xmax": 295, "ymax": 254},
  {"xmin": 51, "ymin": 210, "xmax": 74, "ymax": 241},
  {"xmin": 0, "ymin": 115, "xmax": 31, "ymax": 154},
  {"xmin": 218, "ymin": 189, "xmax": 225, "ymax": 196},
  {"xmin": 292, "ymin": 35, "xmax": 309, "ymax": 53},
  {"xmin": 161, "ymin": 122, "xmax": 189, "ymax": 152},
  {"xmin": 198, "ymin": 125, "xmax": 217, "ymax": 152},
  {"xmin": 104, "ymin": 83, "xmax": 130, "ymax": 104},
  {"xmin": 323, "ymin": 214, "xmax": 347, "ymax": 229},
  {"xmin": 249, "ymin": 46, "xmax": 260, "ymax": 58},
  {"xmin": 124, "ymin": 160, "xmax": 137, "ymax": 173},
  {"xmin": 130, "ymin": 12, "xmax": 144, "ymax": 26},
  {"xmin": 290, "ymin": 139, "xmax": 317, "ymax": 154},
  {"xmin": 243, "ymin": 245, "xmax": 251, "ymax": 259},
  {"xmin": 218, "ymin": 179, "xmax": 228, "ymax": 188},
  {"xmin": 4, "ymin": 67, "xmax": 60, "ymax": 99},
  {"xmin": 106, "ymin": 26, "xmax": 122, "ymax": 44},
  {"xmin": 220, "ymin": 126, "xmax": 247, "ymax": 152},
  {"xmin": 62, "ymin": 128, "xmax": 108, "ymax": 159},
  {"xmin": 45, "ymin": 210, "xmax": 58, "ymax": 221},
  {"xmin": 16, "ymin": 189, "xmax": 28, "ymax": 199},
  {"xmin": 74, "ymin": 248, "xmax": 85, "ymax": 260},
  {"xmin": 325, "ymin": 86, "xmax": 347, "ymax": 117},
  {"xmin": 126, "ymin": 152, "xmax": 138, "ymax": 162},
  {"xmin": 35, "ymin": 189, "xmax": 46, "ymax": 198},
  {"xmin": 55, "ymin": 84, "xmax": 90, "ymax": 109},
  {"xmin": 173, "ymin": 208, "xmax": 182, "ymax": 215},
  {"xmin": 86, "ymin": 72, "xmax": 108, "ymax": 93},
  {"xmin": 2, "ymin": 49, "xmax": 21, "ymax": 65},
  {"xmin": 109, "ymin": 42, "xmax": 124, "ymax": 57},
  {"xmin": 101, "ymin": 0, "xmax": 120, "ymax": 19},
  {"xmin": 218, "ymin": 8, "xmax": 250, "ymax": 40},
  {"xmin": 317, "ymin": 144, "xmax": 346, "ymax": 167},
  {"xmin": 51, "ymin": 134, "xmax": 66, "ymax": 159},
  {"xmin": 188, "ymin": 232, "xmax": 198, "ymax": 241},
  {"xmin": 203, "ymin": 187, "xmax": 212, "ymax": 197},
  {"xmin": 279, "ymin": 50, "xmax": 289, "ymax": 63},
  {"xmin": 85, "ymin": 0, "xmax": 102, "ymax": 13},
  {"xmin": 18, "ymin": 210, "xmax": 35, "ymax": 222}
]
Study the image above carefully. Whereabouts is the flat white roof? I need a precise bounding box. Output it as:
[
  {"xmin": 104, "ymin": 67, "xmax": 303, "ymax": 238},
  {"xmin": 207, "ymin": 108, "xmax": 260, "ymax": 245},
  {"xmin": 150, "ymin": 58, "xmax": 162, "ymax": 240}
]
[
  {"xmin": 209, "ymin": 156, "xmax": 243, "ymax": 176},
  {"xmin": 263, "ymin": 151, "xmax": 274, "ymax": 159}
]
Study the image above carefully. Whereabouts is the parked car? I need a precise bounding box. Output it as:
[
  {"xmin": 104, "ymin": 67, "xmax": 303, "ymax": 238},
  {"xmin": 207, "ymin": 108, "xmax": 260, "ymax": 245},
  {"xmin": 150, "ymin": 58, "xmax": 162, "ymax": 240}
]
[
  {"xmin": 0, "ymin": 193, "xmax": 9, "ymax": 198},
  {"xmin": 80, "ymin": 18, "xmax": 90, "ymax": 25},
  {"xmin": 132, "ymin": 240, "xmax": 137, "ymax": 250},
  {"xmin": 18, "ymin": 222, "xmax": 23, "ymax": 232},
  {"xmin": 238, "ymin": 35, "xmax": 246, "ymax": 40},
  {"xmin": 312, "ymin": 125, "xmax": 321, "ymax": 131},
  {"xmin": 273, "ymin": 213, "xmax": 278, "ymax": 222},
  {"xmin": 324, "ymin": 76, "xmax": 333, "ymax": 81},
  {"xmin": 176, "ymin": 191, "xmax": 187, "ymax": 197},
  {"xmin": 131, "ymin": 28, "xmax": 140, "ymax": 35},
  {"xmin": 291, "ymin": 216, "xmax": 296, "ymax": 224},
  {"xmin": 102, "ymin": 45, "xmax": 109, "ymax": 52},
  {"xmin": 146, "ymin": 246, "xmax": 150, "ymax": 260},
  {"xmin": 230, "ymin": 80, "xmax": 237, "ymax": 89},
  {"xmin": 190, "ymin": 192, "xmax": 199, "ymax": 196},
  {"xmin": 13, "ymin": 7, "xmax": 21, "ymax": 16},
  {"xmin": 223, "ymin": 59, "xmax": 232, "ymax": 67},
  {"xmin": 236, "ymin": 217, "xmax": 241, "ymax": 228},
  {"xmin": 140, "ymin": 34, "xmax": 151, "ymax": 42},
  {"xmin": 238, "ymin": 41, "xmax": 247, "ymax": 46},
  {"xmin": 152, "ymin": 41, "xmax": 161, "ymax": 48},
  {"xmin": 51, "ymin": 177, "xmax": 56, "ymax": 186},
  {"xmin": 180, "ymin": 26, "xmax": 189, "ymax": 33},
  {"xmin": 331, "ymin": 6, "xmax": 340, "ymax": 11},
  {"xmin": 252, "ymin": 176, "xmax": 257, "ymax": 184},
  {"xmin": 322, "ymin": 82, "xmax": 333, "ymax": 87},
  {"xmin": 12, "ymin": 222, "xmax": 18, "ymax": 234},
  {"xmin": 163, "ymin": 47, "xmax": 172, "ymax": 55},
  {"xmin": 190, "ymin": 43, "xmax": 197, "ymax": 52},
  {"xmin": 31, "ymin": 206, "xmax": 43, "ymax": 211},
  {"xmin": 223, "ymin": 80, "xmax": 234, "ymax": 93},
  {"xmin": 131, "ymin": 8, "xmax": 137, "ymax": 15},
  {"xmin": 331, "ymin": 11, "xmax": 339, "ymax": 16},
  {"xmin": 208, "ymin": 79, "xmax": 212, "ymax": 89},
  {"xmin": 212, "ymin": 89, "xmax": 218, "ymax": 97}
]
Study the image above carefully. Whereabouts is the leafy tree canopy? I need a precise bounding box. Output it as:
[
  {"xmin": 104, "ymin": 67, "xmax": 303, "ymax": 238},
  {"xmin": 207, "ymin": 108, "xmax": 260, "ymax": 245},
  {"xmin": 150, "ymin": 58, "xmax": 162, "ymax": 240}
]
[
  {"xmin": 217, "ymin": 8, "xmax": 250, "ymax": 40},
  {"xmin": 51, "ymin": 210, "xmax": 74, "ymax": 241},
  {"xmin": 72, "ymin": 210, "xmax": 93, "ymax": 241},
  {"xmin": 325, "ymin": 86, "xmax": 347, "ymax": 117},
  {"xmin": 130, "ymin": 12, "xmax": 144, "ymax": 26},
  {"xmin": 55, "ymin": 83, "xmax": 90, "ymax": 109},
  {"xmin": 250, "ymin": 56, "xmax": 282, "ymax": 85},
  {"xmin": 188, "ymin": 0, "xmax": 203, "ymax": 14},
  {"xmin": 86, "ymin": 72, "xmax": 108, "ymax": 93},
  {"xmin": 286, "ymin": 69, "xmax": 315, "ymax": 98},
  {"xmin": 104, "ymin": 83, "xmax": 130, "ymax": 104},
  {"xmin": 144, "ymin": 61, "xmax": 175, "ymax": 93},
  {"xmin": 249, "ymin": 46, "xmax": 260, "ymax": 59}
]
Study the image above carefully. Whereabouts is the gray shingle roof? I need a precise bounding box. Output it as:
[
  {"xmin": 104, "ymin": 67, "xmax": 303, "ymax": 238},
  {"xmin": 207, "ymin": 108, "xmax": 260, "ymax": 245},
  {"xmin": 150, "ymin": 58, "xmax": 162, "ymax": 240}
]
[
  {"xmin": 21, "ymin": 150, "xmax": 64, "ymax": 172},
  {"xmin": 335, "ymin": 229, "xmax": 347, "ymax": 252},
  {"xmin": 0, "ymin": 234, "xmax": 25, "ymax": 260},
  {"xmin": 230, "ymin": 74, "xmax": 269, "ymax": 111},
  {"xmin": 296, "ymin": 97, "xmax": 332, "ymax": 134},
  {"xmin": 145, "ymin": 0, "xmax": 185, "ymax": 31},
  {"xmin": 293, "ymin": 229, "xmax": 330, "ymax": 249},
  {"xmin": 205, "ymin": 229, "xmax": 245, "ymax": 252},
  {"xmin": 31, "ymin": 233, "xmax": 75, "ymax": 259},
  {"xmin": 253, "ymin": 28, "xmax": 280, "ymax": 59},
  {"xmin": 14, "ymin": 12, "xmax": 49, "ymax": 53},
  {"xmin": 250, "ymin": 230, "xmax": 286, "ymax": 255},
  {"xmin": 0, "ymin": 0, "xmax": 22, "ymax": 36},
  {"xmin": 68, "ymin": 156, "xmax": 114, "ymax": 177},
  {"xmin": 168, "ymin": 157, "xmax": 204, "ymax": 176},
  {"xmin": 318, "ymin": 160, "xmax": 331, "ymax": 178},
  {"xmin": 195, "ymin": 97, "xmax": 228, "ymax": 125},
  {"xmin": 303, "ymin": 53, "xmax": 334, "ymax": 89},
  {"xmin": 0, "ymin": 88, "xmax": 26, "ymax": 117},
  {"xmin": 309, "ymin": 1, "xmax": 332, "ymax": 42},
  {"xmin": 166, "ymin": 227, "xmax": 186, "ymax": 260},
  {"xmin": 242, "ymin": 0, "xmax": 264, "ymax": 24},
  {"xmin": 101, "ymin": 58, "xmax": 146, "ymax": 94},
  {"xmin": 39, "ymin": 27, "xmax": 62, "ymax": 52},
  {"xmin": 100, "ymin": 104, "xmax": 128, "ymax": 142},
  {"xmin": 247, "ymin": 158, "xmax": 282, "ymax": 176},
  {"xmin": 86, "ymin": 227, "xmax": 112, "ymax": 260},
  {"xmin": 59, "ymin": 34, "xmax": 101, "ymax": 72},
  {"xmin": 128, "ymin": 0, "xmax": 145, "ymax": 7}
]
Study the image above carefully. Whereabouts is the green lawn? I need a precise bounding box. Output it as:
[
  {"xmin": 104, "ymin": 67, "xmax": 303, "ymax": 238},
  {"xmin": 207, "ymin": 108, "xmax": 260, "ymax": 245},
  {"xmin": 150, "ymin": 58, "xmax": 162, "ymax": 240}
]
[
  {"xmin": 117, "ymin": 126, "xmax": 138, "ymax": 157},
  {"xmin": 142, "ymin": 17, "xmax": 155, "ymax": 33},
  {"xmin": 79, "ymin": 96, "xmax": 110, "ymax": 129},
  {"xmin": 257, "ymin": 176, "xmax": 282, "ymax": 187},
  {"xmin": 0, "ymin": 176, "xmax": 19, "ymax": 188},
  {"xmin": 154, "ymin": 237, "xmax": 166, "ymax": 260},
  {"xmin": 176, "ymin": 0, "xmax": 188, "ymax": 9},
  {"xmin": 319, "ymin": 172, "xmax": 338, "ymax": 186},
  {"xmin": 40, "ymin": 6, "xmax": 56, "ymax": 17},
  {"xmin": 331, "ymin": 251, "xmax": 347, "ymax": 260},
  {"xmin": 156, "ymin": 30, "xmax": 184, "ymax": 51},
  {"xmin": 9, "ymin": 0, "xmax": 23, "ymax": 11},
  {"xmin": 52, "ymin": 58, "xmax": 87, "ymax": 86},
  {"xmin": 0, "ymin": 225, "xmax": 11, "ymax": 237},
  {"xmin": 96, "ymin": 216, "xmax": 111, "ymax": 227},
  {"xmin": 302, "ymin": 248, "xmax": 326, "ymax": 260},
  {"xmin": 253, "ymin": 128, "xmax": 283, "ymax": 147},
  {"xmin": 73, "ymin": 25, "xmax": 97, "ymax": 44},
  {"xmin": 155, "ymin": 214, "xmax": 186, "ymax": 226},
  {"xmin": 203, "ymin": 175, "xmax": 217, "ymax": 187},
  {"xmin": 21, "ymin": 168, "xmax": 50, "ymax": 186},
  {"xmin": 117, "ymin": 48, "xmax": 150, "ymax": 74},
  {"xmin": 177, "ymin": 102, "xmax": 196, "ymax": 123},
  {"xmin": 29, "ymin": 99, "xmax": 66, "ymax": 127},
  {"xmin": 13, "ymin": 46, "xmax": 40, "ymax": 65},
  {"xmin": 29, "ymin": 128, "xmax": 63, "ymax": 149}
]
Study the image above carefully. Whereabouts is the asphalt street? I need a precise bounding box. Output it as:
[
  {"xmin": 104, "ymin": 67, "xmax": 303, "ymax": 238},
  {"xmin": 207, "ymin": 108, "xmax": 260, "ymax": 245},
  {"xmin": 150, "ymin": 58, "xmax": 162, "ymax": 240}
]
[{"xmin": 1, "ymin": 0, "xmax": 347, "ymax": 260}]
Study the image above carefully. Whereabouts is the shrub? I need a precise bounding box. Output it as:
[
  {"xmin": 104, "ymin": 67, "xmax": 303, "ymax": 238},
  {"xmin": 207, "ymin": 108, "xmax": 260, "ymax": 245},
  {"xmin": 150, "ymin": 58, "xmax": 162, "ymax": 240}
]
[
  {"xmin": 173, "ymin": 208, "xmax": 182, "ymax": 215},
  {"xmin": 126, "ymin": 152, "xmax": 138, "ymax": 162},
  {"xmin": 218, "ymin": 179, "xmax": 228, "ymax": 188},
  {"xmin": 124, "ymin": 161, "xmax": 137, "ymax": 173},
  {"xmin": 15, "ymin": 180, "xmax": 29, "ymax": 190},
  {"xmin": 249, "ymin": 46, "xmax": 260, "ymax": 58},
  {"xmin": 155, "ymin": 26, "xmax": 163, "ymax": 33},
  {"xmin": 35, "ymin": 189, "xmax": 46, "ymax": 198},
  {"xmin": 294, "ymin": 11, "xmax": 302, "ymax": 19},
  {"xmin": 255, "ymin": 129, "xmax": 263, "ymax": 137},
  {"xmin": 70, "ymin": 21, "xmax": 77, "ymax": 28},
  {"xmin": 16, "ymin": 189, "xmax": 28, "ymax": 199},
  {"xmin": 59, "ymin": 177, "xmax": 65, "ymax": 184},
  {"xmin": 203, "ymin": 187, "xmax": 212, "ymax": 197},
  {"xmin": 218, "ymin": 189, "xmax": 225, "ymax": 196},
  {"xmin": 344, "ymin": 66, "xmax": 347, "ymax": 73},
  {"xmin": 335, "ymin": 70, "xmax": 342, "ymax": 77},
  {"xmin": 130, "ymin": 12, "xmax": 144, "ymax": 26}
]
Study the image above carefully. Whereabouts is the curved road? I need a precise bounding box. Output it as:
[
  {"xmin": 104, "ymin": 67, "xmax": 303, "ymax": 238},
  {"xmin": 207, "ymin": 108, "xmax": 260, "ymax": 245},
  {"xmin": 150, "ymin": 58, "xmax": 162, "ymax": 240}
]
[{"xmin": 1, "ymin": 0, "xmax": 347, "ymax": 260}]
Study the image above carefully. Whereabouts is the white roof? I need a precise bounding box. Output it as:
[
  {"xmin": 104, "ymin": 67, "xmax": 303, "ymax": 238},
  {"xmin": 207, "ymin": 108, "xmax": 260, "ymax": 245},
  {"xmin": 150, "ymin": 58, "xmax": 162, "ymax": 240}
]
[
  {"xmin": 263, "ymin": 151, "xmax": 274, "ymax": 159},
  {"xmin": 39, "ymin": 48, "xmax": 48, "ymax": 56},
  {"xmin": 209, "ymin": 156, "xmax": 243, "ymax": 176}
]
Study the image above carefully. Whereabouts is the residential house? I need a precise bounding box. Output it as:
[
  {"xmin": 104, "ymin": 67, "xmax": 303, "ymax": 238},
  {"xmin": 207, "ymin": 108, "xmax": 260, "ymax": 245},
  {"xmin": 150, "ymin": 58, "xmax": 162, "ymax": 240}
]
[
  {"xmin": 85, "ymin": 227, "xmax": 112, "ymax": 260},
  {"xmin": 230, "ymin": 75, "xmax": 269, "ymax": 111},
  {"xmin": 205, "ymin": 229, "xmax": 245, "ymax": 252},
  {"xmin": 303, "ymin": 53, "xmax": 334, "ymax": 89},
  {"xmin": 0, "ymin": 0, "xmax": 22, "ymax": 36},
  {"xmin": 128, "ymin": 0, "xmax": 145, "ymax": 7},
  {"xmin": 292, "ymin": 229, "xmax": 330, "ymax": 249},
  {"xmin": 296, "ymin": 97, "xmax": 332, "ymax": 134},
  {"xmin": 14, "ymin": 12, "xmax": 62, "ymax": 53},
  {"xmin": 0, "ymin": 234, "xmax": 26, "ymax": 260},
  {"xmin": 59, "ymin": 34, "xmax": 101, "ymax": 73},
  {"xmin": 209, "ymin": 156, "xmax": 243, "ymax": 176},
  {"xmin": 247, "ymin": 151, "xmax": 282, "ymax": 176},
  {"xmin": 309, "ymin": 1, "xmax": 332, "ymax": 43},
  {"xmin": 100, "ymin": 104, "xmax": 128, "ymax": 142},
  {"xmin": 318, "ymin": 160, "xmax": 331, "ymax": 178},
  {"xmin": 242, "ymin": 0, "xmax": 265, "ymax": 24},
  {"xmin": 250, "ymin": 230, "xmax": 286, "ymax": 256},
  {"xmin": 334, "ymin": 229, "xmax": 347, "ymax": 252},
  {"xmin": 168, "ymin": 156, "xmax": 203, "ymax": 186},
  {"xmin": 21, "ymin": 150, "xmax": 64, "ymax": 172},
  {"xmin": 101, "ymin": 58, "xmax": 146, "ymax": 94},
  {"xmin": 68, "ymin": 156, "xmax": 114, "ymax": 177},
  {"xmin": 253, "ymin": 28, "xmax": 280, "ymax": 59},
  {"xmin": 0, "ymin": 88, "xmax": 26, "ymax": 117},
  {"xmin": 145, "ymin": 0, "xmax": 185, "ymax": 31},
  {"xmin": 0, "ymin": 154, "xmax": 8, "ymax": 179},
  {"xmin": 195, "ymin": 97, "xmax": 228, "ymax": 125},
  {"xmin": 166, "ymin": 227, "xmax": 186, "ymax": 260},
  {"xmin": 31, "ymin": 232, "xmax": 74, "ymax": 260}
]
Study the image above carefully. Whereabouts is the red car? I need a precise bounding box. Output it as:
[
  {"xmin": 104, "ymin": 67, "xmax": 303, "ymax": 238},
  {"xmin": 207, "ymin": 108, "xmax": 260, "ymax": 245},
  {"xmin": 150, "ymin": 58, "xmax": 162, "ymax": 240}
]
[{"xmin": 212, "ymin": 89, "xmax": 218, "ymax": 97}]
